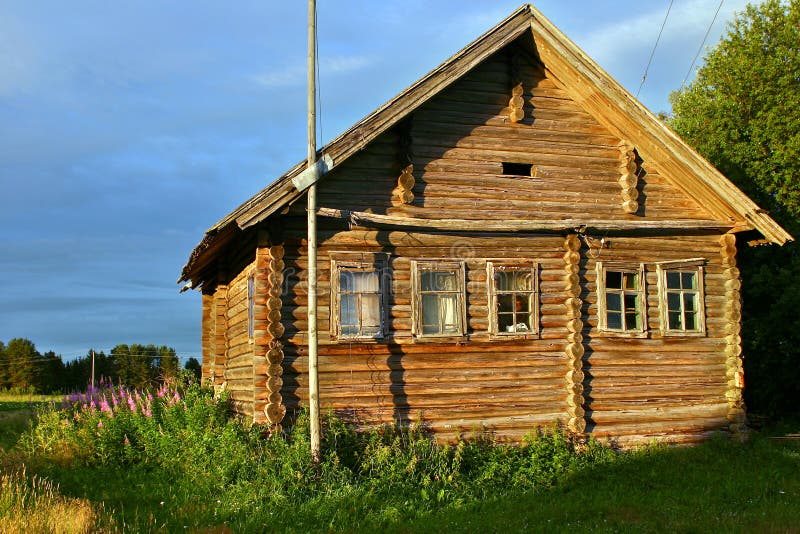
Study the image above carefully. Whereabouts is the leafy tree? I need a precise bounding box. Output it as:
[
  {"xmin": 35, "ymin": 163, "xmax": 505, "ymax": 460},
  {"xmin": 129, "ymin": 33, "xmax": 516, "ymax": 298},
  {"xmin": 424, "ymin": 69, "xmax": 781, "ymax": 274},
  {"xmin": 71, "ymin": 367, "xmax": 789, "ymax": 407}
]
[
  {"xmin": 669, "ymin": 0, "xmax": 800, "ymax": 418},
  {"xmin": 156, "ymin": 346, "xmax": 180, "ymax": 384},
  {"xmin": 184, "ymin": 357, "xmax": 202, "ymax": 381},
  {"xmin": 0, "ymin": 341, "xmax": 6, "ymax": 388},
  {"xmin": 4, "ymin": 338, "xmax": 43, "ymax": 390}
]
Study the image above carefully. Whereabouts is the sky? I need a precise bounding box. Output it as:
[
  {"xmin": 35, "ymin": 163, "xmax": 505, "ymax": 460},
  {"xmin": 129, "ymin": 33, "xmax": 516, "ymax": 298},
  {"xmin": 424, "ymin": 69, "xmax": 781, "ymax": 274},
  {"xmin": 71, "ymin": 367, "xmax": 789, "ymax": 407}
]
[{"xmin": 0, "ymin": 0, "xmax": 750, "ymax": 361}]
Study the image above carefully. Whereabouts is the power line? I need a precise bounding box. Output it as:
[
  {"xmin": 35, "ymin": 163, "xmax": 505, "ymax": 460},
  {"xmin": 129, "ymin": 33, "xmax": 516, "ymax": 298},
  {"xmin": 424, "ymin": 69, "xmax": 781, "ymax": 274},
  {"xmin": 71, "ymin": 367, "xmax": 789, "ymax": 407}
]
[
  {"xmin": 637, "ymin": 0, "xmax": 675, "ymax": 98},
  {"xmin": 680, "ymin": 0, "xmax": 725, "ymax": 90}
]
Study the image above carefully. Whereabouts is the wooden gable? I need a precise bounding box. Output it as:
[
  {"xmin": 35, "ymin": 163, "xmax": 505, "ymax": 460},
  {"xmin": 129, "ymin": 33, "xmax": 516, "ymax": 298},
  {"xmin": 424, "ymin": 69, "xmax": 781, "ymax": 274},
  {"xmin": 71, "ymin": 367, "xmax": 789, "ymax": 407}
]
[
  {"xmin": 180, "ymin": 3, "xmax": 790, "ymax": 291},
  {"xmin": 310, "ymin": 43, "xmax": 717, "ymax": 226}
]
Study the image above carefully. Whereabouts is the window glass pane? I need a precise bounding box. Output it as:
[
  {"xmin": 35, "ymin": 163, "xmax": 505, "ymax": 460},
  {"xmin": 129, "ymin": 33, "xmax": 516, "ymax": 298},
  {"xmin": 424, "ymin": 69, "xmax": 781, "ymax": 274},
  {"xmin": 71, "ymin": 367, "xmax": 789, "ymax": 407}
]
[
  {"xmin": 623, "ymin": 272, "xmax": 639, "ymax": 290},
  {"xmin": 341, "ymin": 325, "xmax": 359, "ymax": 336},
  {"xmin": 668, "ymin": 311, "xmax": 682, "ymax": 330},
  {"xmin": 515, "ymin": 294, "xmax": 531, "ymax": 314},
  {"xmin": 421, "ymin": 294, "xmax": 439, "ymax": 330},
  {"xmin": 352, "ymin": 271, "xmax": 379, "ymax": 292},
  {"xmin": 515, "ymin": 271, "xmax": 532, "ymax": 291},
  {"xmin": 361, "ymin": 294, "xmax": 380, "ymax": 328},
  {"xmin": 498, "ymin": 294, "xmax": 515, "ymax": 313},
  {"xmin": 496, "ymin": 271, "xmax": 514, "ymax": 291},
  {"xmin": 606, "ymin": 292, "xmax": 622, "ymax": 312},
  {"xmin": 666, "ymin": 271, "xmax": 681, "ymax": 289},
  {"xmin": 435, "ymin": 272, "xmax": 457, "ymax": 291},
  {"xmin": 420, "ymin": 271, "xmax": 435, "ymax": 292},
  {"xmin": 339, "ymin": 270, "xmax": 353, "ymax": 292},
  {"xmin": 440, "ymin": 295, "xmax": 459, "ymax": 330},
  {"xmin": 683, "ymin": 292, "xmax": 696, "ymax": 313},
  {"xmin": 607, "ymin": 311, "xmax": 622, "ymax": 330},
  {"xmin": 362, "ymin": 325, "xmax": 381, "ymax": 336},
  {"xmin": 606, "ymin": 271, "xmax": 622, "ymax": 289},
  {"xmin": 624, "ymin": 293, "xmax": 639, "ymax": 313},
  {"xmin": 340, "ymin": 294, "xmax": 357, "ymax": 327},
  {"xmin": 681, "ymin": 272, "xmax": 696, "ymax": 290},
  {"xmin": 625, "ymin": 311, "xmax": 641, "ymax": 331},
  {"xmin": 514, "ymin": 314, "xmax": 531, "ymax": 332},
  {"xmin": 684, "ymin": 311, "xmax": 697, "ymax": 331},
  {"xmin": 498, "ymin": 313, "xmax": 515, "ymax": 332},
  {"xmin": 667, "ymin": 292, "xmax": 681, "ymax": 311}
]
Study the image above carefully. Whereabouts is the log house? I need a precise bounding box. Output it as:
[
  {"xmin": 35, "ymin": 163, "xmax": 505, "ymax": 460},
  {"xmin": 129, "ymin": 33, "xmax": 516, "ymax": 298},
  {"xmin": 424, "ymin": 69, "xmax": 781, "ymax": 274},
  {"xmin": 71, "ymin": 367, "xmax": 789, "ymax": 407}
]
[{"xmin": 179, "ymin": 5, "xmax": 792, "ymax": 446}]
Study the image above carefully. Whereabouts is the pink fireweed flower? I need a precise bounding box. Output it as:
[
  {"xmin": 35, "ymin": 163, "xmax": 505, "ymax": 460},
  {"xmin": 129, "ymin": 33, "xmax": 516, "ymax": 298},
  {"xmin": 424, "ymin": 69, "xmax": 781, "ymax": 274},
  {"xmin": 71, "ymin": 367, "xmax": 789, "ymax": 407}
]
[
  {"xmin": 127, "ymin": 396, "xmax": 137, "ymax": 412},
  {"xmin": 97, "ymin": 421, "xmax": 104, "ymax": 428},
  {"xmin": 111, "ymin": 392, "xmax": 118, "ymax": 408},
  {"xmin": 99, "ymin": 399, "xmax": 111, "ymax": 413},
  {"xmin": 123, "ymin": 435, "xmax": 130, "ymax": 446},
  {"xmin": 89, "ymin": 399, "xmax": 97, "ymax": 411},
  {"xmin": 143, "ymin": 408, "xmax": 152, "ymax": 418}
]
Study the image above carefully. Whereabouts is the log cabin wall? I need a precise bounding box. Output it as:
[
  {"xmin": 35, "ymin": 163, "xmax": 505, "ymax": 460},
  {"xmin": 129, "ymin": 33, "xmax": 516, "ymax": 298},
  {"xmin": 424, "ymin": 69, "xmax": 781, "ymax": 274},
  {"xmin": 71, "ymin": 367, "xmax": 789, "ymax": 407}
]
[
  {"xmin": 224, "ymin": 264, "xmax": 256, "ymax": 418},
  {"xmin": 201, "ymin": 291, "xmax": 214, "ymax": 382},
  {"xmin": 279, "ymin": 226, "xmax": 571, "ymax": 442},
  {"xmin": 199, "ymin": 39, "xmax": 746, "ymax": 443},
  {"xmin": 578, "ymin": 234, "xmax": 733, "ymax": 446}
]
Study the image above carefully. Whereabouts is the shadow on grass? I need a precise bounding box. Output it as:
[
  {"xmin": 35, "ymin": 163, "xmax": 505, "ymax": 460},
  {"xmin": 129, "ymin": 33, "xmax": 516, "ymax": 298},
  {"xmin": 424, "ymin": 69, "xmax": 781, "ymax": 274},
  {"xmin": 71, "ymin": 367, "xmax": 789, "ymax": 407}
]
[{"xmin": 396, "ymin": 435, "xmax": 800, "ymax": 533}]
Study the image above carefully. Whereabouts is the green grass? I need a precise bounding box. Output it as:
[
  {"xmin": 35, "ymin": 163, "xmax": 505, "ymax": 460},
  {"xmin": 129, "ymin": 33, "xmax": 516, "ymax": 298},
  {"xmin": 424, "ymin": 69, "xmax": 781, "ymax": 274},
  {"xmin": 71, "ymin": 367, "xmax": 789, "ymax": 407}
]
[{"xmin": 2, "ymin": 386, "xmax": 799, "ymax": 532}]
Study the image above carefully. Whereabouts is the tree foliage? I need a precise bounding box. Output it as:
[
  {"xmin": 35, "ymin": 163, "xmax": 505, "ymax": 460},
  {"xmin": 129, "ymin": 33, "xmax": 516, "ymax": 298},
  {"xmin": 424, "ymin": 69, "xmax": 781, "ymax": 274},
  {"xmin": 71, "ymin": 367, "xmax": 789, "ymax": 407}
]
[
  {"xmin": 0, "ymin": 338, "xmax": 193, "ymax": 394},
  {"xmin": 670, "ymin": 0, "xmax": 800, "ymax": 418}
]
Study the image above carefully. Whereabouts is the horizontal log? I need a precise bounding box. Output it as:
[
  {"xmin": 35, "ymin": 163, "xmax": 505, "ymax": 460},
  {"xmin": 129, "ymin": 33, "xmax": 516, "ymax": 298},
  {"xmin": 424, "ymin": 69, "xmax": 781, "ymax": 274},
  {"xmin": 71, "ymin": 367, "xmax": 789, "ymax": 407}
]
[{"xmin": 317, "ymin": 207, "xmax": 731, "ymax": 234}]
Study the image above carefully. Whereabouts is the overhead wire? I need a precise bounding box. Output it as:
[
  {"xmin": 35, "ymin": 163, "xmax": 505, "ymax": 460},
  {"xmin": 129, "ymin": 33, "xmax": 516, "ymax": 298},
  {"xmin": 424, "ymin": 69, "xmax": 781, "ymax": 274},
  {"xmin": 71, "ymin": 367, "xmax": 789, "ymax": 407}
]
[
  {"xmin": 680, "ymin": 0, "xmax": 725, "ymax": 90},
  {"xmin": 637, "ymin": 0, "xmax": 675, "ymax": 98}
]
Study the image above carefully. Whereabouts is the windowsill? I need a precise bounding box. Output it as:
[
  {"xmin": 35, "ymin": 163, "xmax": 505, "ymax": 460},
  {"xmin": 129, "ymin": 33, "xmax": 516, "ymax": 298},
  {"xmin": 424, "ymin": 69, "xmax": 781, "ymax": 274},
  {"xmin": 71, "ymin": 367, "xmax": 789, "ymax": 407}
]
[
  {"xmin": 489, "ymin": 332, "xmax": 541, "ymax": 341},
  {"xmin": 661, "ymin": 330, "xmax": 706, "ymax": 338},
  {"xmin": 412, "ymin": 335, "xmax": 468, "ymax": 344},
  {"xmin": 593, "ymin": 330, "xmax": 649, "ymax": 339},
  {"xmin": 331, "ymin": 335, "xmax": 385, "ymax": 344}
]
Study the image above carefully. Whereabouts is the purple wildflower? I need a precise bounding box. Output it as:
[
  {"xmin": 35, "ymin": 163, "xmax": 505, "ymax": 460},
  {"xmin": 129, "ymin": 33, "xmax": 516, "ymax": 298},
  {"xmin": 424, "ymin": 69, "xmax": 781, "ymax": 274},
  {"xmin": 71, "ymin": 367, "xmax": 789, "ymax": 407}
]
[
  {"xmin": 99, "ymin": 399, "xmax": 111, "ymax": 413},
  {"xmin": 128, "ymin": 396, "xmax": 137, "ymax": 412}
]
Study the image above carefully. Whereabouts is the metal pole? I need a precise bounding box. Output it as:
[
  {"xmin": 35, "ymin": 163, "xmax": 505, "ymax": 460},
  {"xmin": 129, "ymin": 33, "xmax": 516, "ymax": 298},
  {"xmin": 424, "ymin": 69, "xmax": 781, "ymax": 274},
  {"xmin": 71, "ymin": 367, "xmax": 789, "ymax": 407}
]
[
  {"xmin": 91, "ymin": 350, "xmax": 96, "ymax": 389},
  {"xmin": 307, "ymin": 0, "xmax": 321, "ymax": 462}
]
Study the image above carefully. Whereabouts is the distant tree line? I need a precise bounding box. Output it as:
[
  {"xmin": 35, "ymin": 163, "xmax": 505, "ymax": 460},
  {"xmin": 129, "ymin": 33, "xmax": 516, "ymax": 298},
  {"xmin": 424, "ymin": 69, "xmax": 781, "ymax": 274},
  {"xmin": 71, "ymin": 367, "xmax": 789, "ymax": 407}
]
[{"xmin": 0, "ymin": 338, "xmax": 202, "ymax": 393}]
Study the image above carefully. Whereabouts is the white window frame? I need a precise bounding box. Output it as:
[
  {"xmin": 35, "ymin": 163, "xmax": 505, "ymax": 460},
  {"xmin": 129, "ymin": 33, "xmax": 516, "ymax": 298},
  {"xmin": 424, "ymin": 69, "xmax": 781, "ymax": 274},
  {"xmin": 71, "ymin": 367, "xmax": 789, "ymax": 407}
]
[
  {"xmin": 596, "ymin": 261, "xmax": 647, "ymax": 336},
  {"xmin": 411, "ymin": 259, "xmax": 467, "ymax": 339},
  {"xmin": 656, "ymin": 258, "xmax": 707, "ymax": 336},
  {"xmin": 487, "ymin": 260, "xmax": 539, "ymax": 338},
  {"xmin": 330, "ymin": 253, "xmax": 388, "ymax": 341}
]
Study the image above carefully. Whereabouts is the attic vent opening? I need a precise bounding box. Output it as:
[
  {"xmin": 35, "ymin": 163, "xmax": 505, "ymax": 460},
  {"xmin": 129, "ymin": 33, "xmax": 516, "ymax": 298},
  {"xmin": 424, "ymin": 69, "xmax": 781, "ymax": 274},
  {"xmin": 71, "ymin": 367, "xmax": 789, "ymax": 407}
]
[{"xmin": 502, "ymin": 162, "xmax": 533, "ymax": 176}]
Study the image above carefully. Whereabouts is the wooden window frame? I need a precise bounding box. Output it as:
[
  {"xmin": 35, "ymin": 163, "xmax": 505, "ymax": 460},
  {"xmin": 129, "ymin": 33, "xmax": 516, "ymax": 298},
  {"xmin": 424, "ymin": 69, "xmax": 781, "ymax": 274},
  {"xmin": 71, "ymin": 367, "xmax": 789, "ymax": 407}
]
[
  {"xmin": 411, "ymin": 259, "xmax": 467, "ymax": 340},
  {"xmin": 656, "ymin": 258, "xmax": 707, "ymax": 337},
  {"xmin": 247, "ymin": 271, "xmax": 255, "ymax": 343},
  {"xmin": 596, "ymin": 261, "xmax": 647, "ymax": 337},
  {"xmin": 487, "ymin": 260, "xmax": 539, "ymax": 339},
  {"xmin": 330, "ymin": 252, "xmax": 388, "ymax": 341}
]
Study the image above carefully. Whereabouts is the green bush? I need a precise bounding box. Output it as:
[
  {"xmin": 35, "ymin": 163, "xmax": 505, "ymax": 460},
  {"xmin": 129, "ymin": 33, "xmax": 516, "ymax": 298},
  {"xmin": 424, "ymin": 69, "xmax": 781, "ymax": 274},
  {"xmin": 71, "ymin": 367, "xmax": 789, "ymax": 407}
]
[{"xmin": 18, "ymin": 385, "xmax": 625, "ymax": 529}]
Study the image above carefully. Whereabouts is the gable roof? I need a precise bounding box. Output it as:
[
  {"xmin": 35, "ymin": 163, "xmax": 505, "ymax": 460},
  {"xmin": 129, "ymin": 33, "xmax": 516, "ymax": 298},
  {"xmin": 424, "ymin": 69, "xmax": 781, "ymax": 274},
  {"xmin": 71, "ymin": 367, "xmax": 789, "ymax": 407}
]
[{"xmin": 180, "ymin": 4, "xmax": 791, "ymax": 287}]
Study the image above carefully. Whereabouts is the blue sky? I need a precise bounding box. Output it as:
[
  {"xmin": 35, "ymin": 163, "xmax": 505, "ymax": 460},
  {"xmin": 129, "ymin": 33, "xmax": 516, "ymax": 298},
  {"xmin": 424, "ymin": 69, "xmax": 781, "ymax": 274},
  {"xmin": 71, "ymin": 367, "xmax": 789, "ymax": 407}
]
[{"xmin": 0, "ymin": 0, "xmax": 749, "ymax": 360}]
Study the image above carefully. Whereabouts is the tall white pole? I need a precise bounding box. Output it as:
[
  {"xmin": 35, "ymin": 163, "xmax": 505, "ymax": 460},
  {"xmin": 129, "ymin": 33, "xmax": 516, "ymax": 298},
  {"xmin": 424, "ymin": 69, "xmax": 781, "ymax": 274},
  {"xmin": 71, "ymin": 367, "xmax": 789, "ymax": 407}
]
[
  {"xmin": 307, "ymin": 0, "xmax": 321, "ymax": 462},
  {"xmin": 91, "ymin": 350, "xmax": 96, "ymax": 389}
]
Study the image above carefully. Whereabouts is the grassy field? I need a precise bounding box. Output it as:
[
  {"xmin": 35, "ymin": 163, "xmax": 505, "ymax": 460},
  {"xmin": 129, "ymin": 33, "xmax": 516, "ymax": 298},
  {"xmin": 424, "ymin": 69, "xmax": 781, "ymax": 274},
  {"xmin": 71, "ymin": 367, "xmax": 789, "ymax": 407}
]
[{"xmin": 1, "ymin": 390, "xmax": 798, "ymax": 533}]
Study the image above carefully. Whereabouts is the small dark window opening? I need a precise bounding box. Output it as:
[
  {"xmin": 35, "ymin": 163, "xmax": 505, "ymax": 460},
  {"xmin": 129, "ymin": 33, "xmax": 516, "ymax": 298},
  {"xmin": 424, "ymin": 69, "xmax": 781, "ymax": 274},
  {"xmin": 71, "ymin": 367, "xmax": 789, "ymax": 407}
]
[{"xmin": 502, "ymin": 162, "xmax": 533, "ymax": 176}]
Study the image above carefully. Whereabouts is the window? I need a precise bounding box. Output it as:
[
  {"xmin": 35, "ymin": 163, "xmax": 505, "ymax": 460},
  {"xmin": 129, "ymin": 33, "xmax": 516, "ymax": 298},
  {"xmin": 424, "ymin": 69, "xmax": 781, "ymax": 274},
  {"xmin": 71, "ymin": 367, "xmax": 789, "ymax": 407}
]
[
  {"xmin": 331, "ymin": 254, "xmax": 387, "ymax": 339},
  {"xmin": 487, "ymin": 261, "xmax": 538, "ymax": 336},
  {"xmin": 657, "ymin": 259, "xmax": 706, "ymax": 335},
  {"xmin": 247, "ymin": 273, "xmax": 255, "ymax": 341},
  {"xmin": 412, "ymin": 260, "xmax": 466, "ymax": 337},
  {"xmin": 596, "ymin": 262, "xmax": 646, "ymax": 334},
  {"xmin": 502, "ymin": 162, "xmax": 533, "ymax": 176}
]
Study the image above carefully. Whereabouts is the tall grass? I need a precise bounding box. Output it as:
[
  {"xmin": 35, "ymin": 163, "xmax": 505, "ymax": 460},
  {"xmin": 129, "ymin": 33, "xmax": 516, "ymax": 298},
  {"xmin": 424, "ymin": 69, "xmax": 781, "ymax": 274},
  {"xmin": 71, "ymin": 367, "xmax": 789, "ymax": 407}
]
[
  {"xmin": 5, "ymin": 382, "xmax": 798, "ymax": 532},
  {"xmin": 0, "ymin": 465, "xmax": 110, "ymax": 533}
]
